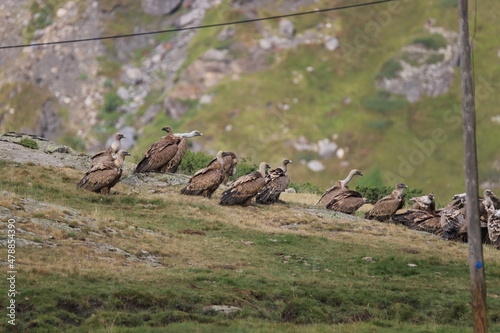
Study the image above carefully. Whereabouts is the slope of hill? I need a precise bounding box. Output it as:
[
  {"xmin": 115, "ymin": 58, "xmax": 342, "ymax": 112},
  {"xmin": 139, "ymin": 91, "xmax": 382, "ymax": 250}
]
[
  {"xmin": 1, "ymin": 135, "xmax": 500, "ymax": 332},
  {"xmin": 1, "ymin": 0, "xmax": 499, "ymax": 203}
]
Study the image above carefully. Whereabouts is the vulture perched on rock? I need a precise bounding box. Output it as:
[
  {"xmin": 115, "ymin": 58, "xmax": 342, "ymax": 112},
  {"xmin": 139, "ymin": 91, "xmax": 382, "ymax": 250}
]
[
  {"xmin": 206, "ymin": 151, "xmax": 238, "ymax": 185},
  {"xmin": 77, "ymin": 150, "xmax": 131, "ymax": 194},
  {"xmin": 134, "ymin": 126, "xmax": 181, "ymax": 174},
  {"xmin": 162, "ymin": 130, "xmax": 203, "ymax": 173},
  {"xmin": 219, "ymin": 162, "xmax": 270, "ymax": 206},
  {"xmin": 365, "ymin": 182, "xmax": 408, "ymax": 222},
  {"xmin": 255, "ymin": 159, "xmax": 292, "ymax": 204},
  {"xmin": 326, "ymin": 190, "xmax": 371, "ymax": 215},
  {"xmin": 487, "ymin": 206, "xmax": 500, "ymax": 249},
  {"xmin": 410, "ymin": 193, "xmax": 436, "ymax": 212},
  {"xmin": 180, "ymin": 151, "xmax": 225, "ymax": 198},
  {"xmin": 317, "ymin": 169, "xmax": 363, "ymax": 206},
  {"xmin": 91, "ymin": 132, "xmax": 126, "ymax": 166}
]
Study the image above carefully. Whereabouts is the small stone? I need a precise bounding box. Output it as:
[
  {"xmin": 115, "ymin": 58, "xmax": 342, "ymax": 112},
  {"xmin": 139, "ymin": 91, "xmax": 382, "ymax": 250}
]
[
  {"xmin": 202, "ymin": 305, "xmax": 241, "ymax": 314},
  {"xmin": 324, "ymin": 36, "xmax": 340, "ymax": 51}
]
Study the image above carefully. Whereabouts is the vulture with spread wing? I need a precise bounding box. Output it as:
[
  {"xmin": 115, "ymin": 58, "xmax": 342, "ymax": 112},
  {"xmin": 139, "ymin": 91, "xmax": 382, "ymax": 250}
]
[{"xmin": 134, "ymin": 126, "xmax": 181, "ymax": 174}]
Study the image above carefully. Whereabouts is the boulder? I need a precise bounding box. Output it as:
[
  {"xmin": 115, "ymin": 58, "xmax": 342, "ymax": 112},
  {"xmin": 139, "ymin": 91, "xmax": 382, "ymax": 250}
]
[
  {"xmin": 141, "ymin": 0, "xmax": 183, "ymax": 16},
  {"xmin": 279, "ymin": 19, "xmax": 295, "ymax": 39}
]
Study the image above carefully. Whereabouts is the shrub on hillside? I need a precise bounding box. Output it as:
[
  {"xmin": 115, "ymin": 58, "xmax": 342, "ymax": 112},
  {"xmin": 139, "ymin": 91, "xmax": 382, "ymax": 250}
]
[
  {"xmin": 289, "ymin": 182, "xmax": 323, "ymax": 195},
  {"xmin": 376, "ymin": 58, "xmax": 402, "ymax": 79},
  {"xmin": 356, "ymin": 185, "xmax": 424, "ymax": 206},
  {"xmin": 19, "ymin": 138, "xmax": 39, "ymax": 149},
  {"xmin": 177, "ymin": 150, "xmax": 213, "ymax": 175},
  {"xmin": 361, "ymin": 91, "xmax": 408, "ymax": 114},
  {"xmin": 412, "ymin": 33, "xmax": 447, "ymax": 50},
  {"xmin": 230, "ymin": 159, "xmax": 258, "ymax": 181}
]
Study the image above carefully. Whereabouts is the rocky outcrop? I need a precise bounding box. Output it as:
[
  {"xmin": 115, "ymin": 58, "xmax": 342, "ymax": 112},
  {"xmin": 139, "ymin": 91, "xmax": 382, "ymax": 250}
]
[
  {"xmin": 141, "ymin": 0, "xmax": 183, "ymax": 16},
  {"xmin": 377, "ymin": 27, "xmax": 459, "ymax": 103}
]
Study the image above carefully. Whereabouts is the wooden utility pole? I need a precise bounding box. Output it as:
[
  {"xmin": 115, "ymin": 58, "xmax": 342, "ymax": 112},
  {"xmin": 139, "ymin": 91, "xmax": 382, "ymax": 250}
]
[{"xmin": 458, "ymin": 0, "xmax": 488, "ymax": 331}]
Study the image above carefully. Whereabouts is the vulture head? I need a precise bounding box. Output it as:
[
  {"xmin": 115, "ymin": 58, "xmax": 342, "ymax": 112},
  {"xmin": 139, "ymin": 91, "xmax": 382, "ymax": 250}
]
[
  {"xmin": 395, "ymin": 182, "xmax": 408, "ymax": 189},
  {"xmin": 484, "ymin": 189, "xmax": 494, "ymax": 197},
  {"xmin": 114, "ymin": 132, "xmax": 126, "ymax": 140},
  {"xmin": 283, "ymin": 159, "xmax": 292, "ymax": 165},
  {"xmin": 352, "ymin": 169, "xmax": 363, "ymax": 177},
  {"xmin": 161, "ymin": 126, "xmax": 173, "ymax": 134}
]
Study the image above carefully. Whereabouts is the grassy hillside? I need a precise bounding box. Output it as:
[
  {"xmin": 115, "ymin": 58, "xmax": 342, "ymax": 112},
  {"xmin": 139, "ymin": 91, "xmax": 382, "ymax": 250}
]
[
  {"xmin": 1, "ymin": 156, "xmax": 500, "ymax": 332},
  {"xmin": 131, "ymin": 0, "xmax": 500, "ymax": 203}
]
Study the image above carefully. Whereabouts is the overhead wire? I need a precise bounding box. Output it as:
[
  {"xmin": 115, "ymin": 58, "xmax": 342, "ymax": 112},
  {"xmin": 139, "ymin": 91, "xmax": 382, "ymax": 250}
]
[{"xmin": 0, "ymin": 0, "xmax": 402, "ymax": 50}]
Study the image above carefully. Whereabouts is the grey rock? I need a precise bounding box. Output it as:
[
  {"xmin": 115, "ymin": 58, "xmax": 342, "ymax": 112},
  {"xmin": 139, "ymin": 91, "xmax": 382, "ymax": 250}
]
[
  {"xmin": 141, "ymin": 0, "xmax": 183, "ymax": 15},
  {"xmin": 202, "ymin": 305, "xmax": 241, "ymax": 314},
  {"xmin": 117, "ymin": 86, "xmax": 130, "ymax": 100},
  {"xmin": 307, "ymin": 160, "xmax": 325, "ymax": 172},
  {"xmin": 176, "ymin": 8, "xmax": 205, "ymax": 27},
  {"xmin": 202, "ymin": 48, "xmax": 230, "ymax": 62},
  {"xmin": 140, "ymin": 104, "xmax": 162, "ymax": 126},
  {"xmin": 324, "ymin": 36, "xmax": 339, "ymax": 51},
  {"xmin": 284, "ymin": 188, "xmax": 296, "ymax": 194},
  {"xmin": 121, "ymin": 66, "xmax": 145, "ymax": 85},
  {"xmin": 279, "ymin": 19, "xmax": 295, "ymax": 39},
  {"xmin": 163, "ymin": 97, "xmax": 189, "ymax": 120}
]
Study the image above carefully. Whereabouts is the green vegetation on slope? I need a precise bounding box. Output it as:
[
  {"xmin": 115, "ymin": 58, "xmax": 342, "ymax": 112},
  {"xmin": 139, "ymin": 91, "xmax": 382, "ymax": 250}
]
[
  {"xmin": 0, "ymin": 161, "xmax": 500, "ymax": 332},
  {"xmin": 127, "ymin": 0, "xmax": 500, "ymax": 203}
]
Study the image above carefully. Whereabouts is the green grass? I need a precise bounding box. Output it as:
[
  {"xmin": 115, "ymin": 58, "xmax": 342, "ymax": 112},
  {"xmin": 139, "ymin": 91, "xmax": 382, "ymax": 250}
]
[{"xmin": 1, "ymin": 161, "xmax": 500, "ymax": 332}]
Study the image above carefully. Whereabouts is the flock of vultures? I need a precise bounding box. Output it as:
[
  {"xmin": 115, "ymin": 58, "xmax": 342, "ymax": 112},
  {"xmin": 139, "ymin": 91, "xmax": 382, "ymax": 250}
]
[{"xmin": 76, "ymin": 127, "xmax": 500, "ymax": 249}]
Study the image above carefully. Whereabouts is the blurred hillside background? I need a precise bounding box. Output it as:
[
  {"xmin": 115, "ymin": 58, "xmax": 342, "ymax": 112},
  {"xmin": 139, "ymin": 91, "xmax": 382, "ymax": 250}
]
[{"xmin": 1, "ymin": 0, "xmax": 499, "ymax": 200}]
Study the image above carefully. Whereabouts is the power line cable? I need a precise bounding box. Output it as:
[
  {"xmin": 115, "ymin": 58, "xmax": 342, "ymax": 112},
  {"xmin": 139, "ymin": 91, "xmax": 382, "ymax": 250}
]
[{"xmin": 0, "ymin": 0, "xmax": 402, "ymax": 50}]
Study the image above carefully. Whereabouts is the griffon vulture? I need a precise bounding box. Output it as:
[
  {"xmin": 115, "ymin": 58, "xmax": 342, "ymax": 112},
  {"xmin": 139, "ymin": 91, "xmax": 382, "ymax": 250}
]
[
  {"xmin": 77, "ymin": 150, "xmax": 131, "ymax": 194},
  {"xmin": 325, "ymin": 190, "xmax": 371, "ymax": 215},
  {"xmin": 365, "ymin": 182, "xmax": 408, "ymax": 222},
  {"xmin": 206, "ymin": 151, "xmax": 238, "ymax": 184},
  {"xmin": 91, "ymin": 132, "xmax": 126, "ymax": 166},
  {"xmin": 410, "ymin": 193, "xmax": 436, "ymax": 212},
  {"xmin": 483, "ymin": 189, "xmax": 500, "ymax": 210},
  {"xmin": 255, "ymin": 159, "xmax": 292, "ymax": 204},
  {"xmin": 180, "ymin": 151, "xmax": 225, "ymax": 198},
  {"xmin": 440, "ymin": 206, "xmax": 467, "ymax": 241},
  {"xmin": 487, "ymin": 206, "xmax": 500, "ymax": 249},
  {"xmin": 134, "ymin": 126, "xmax": 181, "ymax": 174},
  {"xmin": 317, "ymin": 169, "xmax": 363, "ymax": 206},
  {"xmin": 162, "ymin": 130, "xmax": 203, "ymax": 173},
  {"xmin": 219, "ymin": 162, "xmax": 270, "ymax": 206},
  {"xmin": 393, "ymin": 209, "xmax": 443, "ymax": 237}
]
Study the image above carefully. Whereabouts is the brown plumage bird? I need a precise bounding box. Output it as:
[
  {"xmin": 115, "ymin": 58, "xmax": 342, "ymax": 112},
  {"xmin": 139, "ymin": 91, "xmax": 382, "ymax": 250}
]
[
  {"xmin": 487, "ymin": 206, "xmax": 500, "ymax": 249},
  {"xmin": 77, "ymin": 150, "xmax": 131, "ymax": 194},
  {"xmin": 256, "ymin": 159, "xmax": 292, "ymax": 204},
  {"xmin": 134, "ymin": 126, "xmax": 181, "ymax": 174},
  {"xmin": 180, "ymin": 151, "xmax": 225, "ymax": 198},
  {"xmin": 483, "ymin": 189, "xmax": 500, "ymax": 210},
  {"xmin": 440, "ymin": 206, "xmax": 467, "ymax": 241},
  {"xmin": 162, "ymin": 130, "xmax": 203, "ymax": 173},
  {"xmin": 317, "ymin": 169, "xmax": 363, "ymax": 206},
  {"xmin": 91, "ymin": 132, "xmax": 126, "ymax": 166},
  {"xmin": 326, "ymin": 190, "xmax": 371, "ymax": 215},
  {"xmin": 410, "ymin": 193, "xmax": 436, "ymax": 212},
  {"xmin": 365, "ymin": 182, "xmax": 408, "ymax": 222},
  {"xmin": 206, "ymin": 151, "xmax": 238, "ymax": 185},
  {"xmin": 219, "ymin": 162, "xmax": 270, "ymax": 206},
  {"xmin": 393, "ymin": 209, "xmax": 443, "ymax": 237}
]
